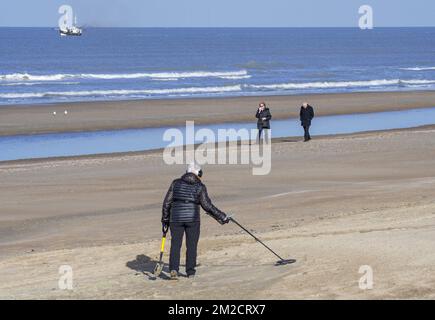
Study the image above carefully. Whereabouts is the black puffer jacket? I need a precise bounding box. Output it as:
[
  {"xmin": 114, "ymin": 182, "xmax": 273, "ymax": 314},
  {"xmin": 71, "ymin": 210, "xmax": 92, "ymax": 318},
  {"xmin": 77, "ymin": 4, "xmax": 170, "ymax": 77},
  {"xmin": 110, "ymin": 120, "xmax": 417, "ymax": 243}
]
[
  {"xmin": 300, "ymin": 105, "xmax": 315, "ymax": 127},
  {"xmin": 161, "ymin": 173, "xmax": 227, "ymax": 224},
  {"xmin": 255, "ymin": 108, "xmax": 272, "ymax": 129}
]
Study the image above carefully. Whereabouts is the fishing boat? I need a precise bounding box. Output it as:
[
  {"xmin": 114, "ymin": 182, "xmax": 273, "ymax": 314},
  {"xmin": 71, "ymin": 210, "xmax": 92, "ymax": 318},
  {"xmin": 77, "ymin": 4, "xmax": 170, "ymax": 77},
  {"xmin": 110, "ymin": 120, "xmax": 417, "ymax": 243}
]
[{"xmin": 59, "ymin": 16, "xmax": 82, "ymax": 36}]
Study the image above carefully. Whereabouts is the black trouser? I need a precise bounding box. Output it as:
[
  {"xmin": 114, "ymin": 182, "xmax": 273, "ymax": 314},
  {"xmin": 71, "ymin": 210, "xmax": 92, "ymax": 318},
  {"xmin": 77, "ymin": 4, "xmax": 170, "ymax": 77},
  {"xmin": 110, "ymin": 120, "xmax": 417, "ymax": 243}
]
[
  {"xmin": 169, "ymin": 221, "xmax": 200, "ymax": 276},
  {"xmin": 303, "ymin": 125, "xmax": 311, "ymax": 141},
  {"xmin": 257, "ymin": 127, "xmax": 270, "ymax": 142}
]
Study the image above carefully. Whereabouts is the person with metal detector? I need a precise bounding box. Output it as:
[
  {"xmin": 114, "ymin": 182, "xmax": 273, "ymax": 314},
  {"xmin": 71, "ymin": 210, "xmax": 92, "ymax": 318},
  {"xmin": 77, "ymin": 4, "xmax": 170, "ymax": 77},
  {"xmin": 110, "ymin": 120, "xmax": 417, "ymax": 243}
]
[{"xmin": 161, "ymin": 162, "xmax": 230, "ymax": 280}]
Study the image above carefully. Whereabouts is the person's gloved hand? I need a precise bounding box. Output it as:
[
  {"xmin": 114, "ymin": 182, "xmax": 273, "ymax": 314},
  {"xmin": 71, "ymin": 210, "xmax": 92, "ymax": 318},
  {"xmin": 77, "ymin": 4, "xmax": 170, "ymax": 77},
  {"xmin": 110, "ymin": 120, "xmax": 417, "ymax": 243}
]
[
  {"xmin": 162, "ymin": 221, "xmax": 169, "ymax": 234},
  {"xmin": 219, "ymin": 214, "xmax": 230, "ymax": 225}
]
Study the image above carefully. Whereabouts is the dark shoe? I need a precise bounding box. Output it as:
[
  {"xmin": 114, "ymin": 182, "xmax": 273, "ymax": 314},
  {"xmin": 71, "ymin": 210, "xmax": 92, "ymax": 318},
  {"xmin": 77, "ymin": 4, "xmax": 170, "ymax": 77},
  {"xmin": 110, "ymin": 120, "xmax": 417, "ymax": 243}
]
[{"xmin": 170, "ymin": 270, "xmax": 179, "ymax": 280}]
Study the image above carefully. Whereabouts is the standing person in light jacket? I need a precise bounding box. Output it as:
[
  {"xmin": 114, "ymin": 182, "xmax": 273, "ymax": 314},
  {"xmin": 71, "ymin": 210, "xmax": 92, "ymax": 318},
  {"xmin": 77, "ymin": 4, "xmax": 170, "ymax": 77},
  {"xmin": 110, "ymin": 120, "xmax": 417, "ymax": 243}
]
[
  {"xmin": 300, "ymin": 102, "xmax": 315, "ymax": 142},
  {"xmin": 255, "ymin": 102, "xmax": 272, "ymax": 142},
  {"xmin": 161, "ymin": 162, "xmax": 230, "ymax": 280}
]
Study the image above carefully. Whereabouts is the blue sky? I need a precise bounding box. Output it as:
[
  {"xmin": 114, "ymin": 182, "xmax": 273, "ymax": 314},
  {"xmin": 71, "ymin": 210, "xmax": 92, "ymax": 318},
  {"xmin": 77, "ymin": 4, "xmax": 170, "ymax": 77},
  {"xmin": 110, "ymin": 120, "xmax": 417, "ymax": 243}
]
[{"xmin": 0, "ymin": 0, "xmax": 434, "ymax": 27}]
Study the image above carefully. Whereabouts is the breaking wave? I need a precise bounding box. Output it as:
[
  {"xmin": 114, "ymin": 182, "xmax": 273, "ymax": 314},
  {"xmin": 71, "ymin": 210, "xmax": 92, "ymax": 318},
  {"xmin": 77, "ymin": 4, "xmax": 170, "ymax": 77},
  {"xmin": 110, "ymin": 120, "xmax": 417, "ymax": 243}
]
[
  {"xmin": 0, "ymin": 85, "xmax": 242, "ymax": 99},
  {"xmin": 0, "ymin": 70, "xmax": 250, "ymax": 82},
  {"xmin": 2, "ymin": 78, "xmax": 435, "ymax": 102},
  {"xmin": 247, "ymin": 79, "xmax": 435, "ymax": 90},
  {"xmin": 0, "ymin": 81, "xmax": 79, "ymax": 86},
  {"xmin": 400, "ymin": 67, "xmax": 435, "ymax": 71}
]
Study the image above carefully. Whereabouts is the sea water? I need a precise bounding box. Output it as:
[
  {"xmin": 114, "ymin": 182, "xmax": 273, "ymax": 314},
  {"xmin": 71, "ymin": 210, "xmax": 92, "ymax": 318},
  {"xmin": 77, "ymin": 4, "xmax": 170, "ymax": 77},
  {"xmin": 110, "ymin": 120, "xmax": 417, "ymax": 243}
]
[
  {"xmin": 1, "ymin": 28, "xmax": 435, "ymax": 105},
  {"xmin": 1, "ymin": 107, "xmax": 434, "ymax": 161}
]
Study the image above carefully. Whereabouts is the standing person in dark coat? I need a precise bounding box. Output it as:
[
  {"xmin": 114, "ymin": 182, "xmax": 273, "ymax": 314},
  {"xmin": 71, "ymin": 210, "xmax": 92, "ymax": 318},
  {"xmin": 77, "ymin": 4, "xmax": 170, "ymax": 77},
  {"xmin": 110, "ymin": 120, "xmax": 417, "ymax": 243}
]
[
  {"xmin": 255, "ymin": 102, "xmax": 272, "ymax": 142},
  {"xmin": 300, "ymin": 102, "xmax": 315, "ymax": 142},
  {"xmin": 161, "ymin": 162, "xmax": 230, "ymax": 280}
]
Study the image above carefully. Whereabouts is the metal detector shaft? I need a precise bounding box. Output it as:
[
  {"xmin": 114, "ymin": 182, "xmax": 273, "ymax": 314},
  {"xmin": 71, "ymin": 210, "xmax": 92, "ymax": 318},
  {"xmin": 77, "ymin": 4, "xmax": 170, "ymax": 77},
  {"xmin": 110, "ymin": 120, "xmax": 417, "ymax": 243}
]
[{"xmin": 230, "ymin": 217, "xmax": 285, "ymax": 261}]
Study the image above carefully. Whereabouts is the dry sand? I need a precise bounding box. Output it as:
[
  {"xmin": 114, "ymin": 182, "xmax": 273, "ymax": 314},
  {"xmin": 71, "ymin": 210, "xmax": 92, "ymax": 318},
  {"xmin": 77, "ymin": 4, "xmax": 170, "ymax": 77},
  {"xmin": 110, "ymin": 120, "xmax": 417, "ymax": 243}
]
[
  {"xmin": 1, "ymin": 126, "xmax": 435, "ymax": 299},
  {"xmin": 1, "ymin": 90, "xmax": 435, "ymax": 136}
]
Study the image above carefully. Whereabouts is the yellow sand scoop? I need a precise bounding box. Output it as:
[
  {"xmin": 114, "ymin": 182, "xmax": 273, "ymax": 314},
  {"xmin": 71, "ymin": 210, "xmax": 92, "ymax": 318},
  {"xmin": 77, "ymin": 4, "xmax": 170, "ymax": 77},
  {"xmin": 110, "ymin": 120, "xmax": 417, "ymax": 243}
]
[{"xmin": 153, "ymin": 224, "xmax": 169, "ymax": 276}]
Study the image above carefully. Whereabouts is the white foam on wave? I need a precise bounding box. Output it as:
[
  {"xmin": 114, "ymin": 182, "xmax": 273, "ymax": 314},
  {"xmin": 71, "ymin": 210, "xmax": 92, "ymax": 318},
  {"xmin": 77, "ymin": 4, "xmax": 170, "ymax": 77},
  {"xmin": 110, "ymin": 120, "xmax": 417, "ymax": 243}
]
[
  {"xmin": 82, "ymin": 70, "xmax": 249, "ymax": 80},
  {"xmin": 218, "ymin": 75, "xmax": 252, "ymax": 80},
  {"xmin": 400, "ymin": 67, "xmax": 435, "ymax": 71},
  {"xmin": 0, "ymin": 70, "xmax": 249, "ymax": 82},
  {"xmin": 151, "ymin": 78, "xmax": 179, "ymax": 81},
  {"xmin": 0, "ymin": 85, "xmax": 242, "ymax": 99},
  {"xmin": 400, "ymin": 79, "xmax": 435, "ymax": 85},
  {"xmin": 0, "ymin": 73, "xmax": 67, "ymax": 82},
  {"xmin": 248, "ymin": 79, "xmax": 435, "ymax": 90},
  {"xmin": 0, "ymin": 81, "xmax": 80, "ymax": 86}
]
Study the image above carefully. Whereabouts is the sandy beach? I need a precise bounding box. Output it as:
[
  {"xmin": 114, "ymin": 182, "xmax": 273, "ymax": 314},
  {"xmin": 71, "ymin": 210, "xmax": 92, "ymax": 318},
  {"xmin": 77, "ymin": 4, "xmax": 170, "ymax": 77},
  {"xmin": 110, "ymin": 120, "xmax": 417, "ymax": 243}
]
[
  {"xmin": 1, "ymin": 90, "xmax": 435, "ymax": 136},
  {"xmin": 1, "ymin": 122, "xmax": 435, "ymax": 299},
  {"xmin": 3, "ymin": 6, "xmax": 435, "ymax": 304}
]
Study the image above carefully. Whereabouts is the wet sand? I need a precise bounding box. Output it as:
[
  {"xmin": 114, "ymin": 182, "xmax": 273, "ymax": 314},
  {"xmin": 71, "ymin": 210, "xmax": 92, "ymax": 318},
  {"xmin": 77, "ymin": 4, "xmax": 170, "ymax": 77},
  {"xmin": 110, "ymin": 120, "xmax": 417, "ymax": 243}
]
[
  {"xmin": 1, "ymin": 126, "xmax": 435, "ymax": 299},
  {"xmin": 1, "ymin": 90, "xmax": 435, "ymax": 136}
]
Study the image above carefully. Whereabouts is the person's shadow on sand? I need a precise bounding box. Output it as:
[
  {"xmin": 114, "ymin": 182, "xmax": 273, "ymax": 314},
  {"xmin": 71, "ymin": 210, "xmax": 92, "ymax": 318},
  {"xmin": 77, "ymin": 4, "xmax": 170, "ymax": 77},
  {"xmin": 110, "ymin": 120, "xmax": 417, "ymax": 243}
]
[
  {"xmin": 279, "ymin": 138, "xmax": 299, "ymax": 143},
  {"xmin": 126, "ymin": 254, "xmax": 171, "ymax": 280}
]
